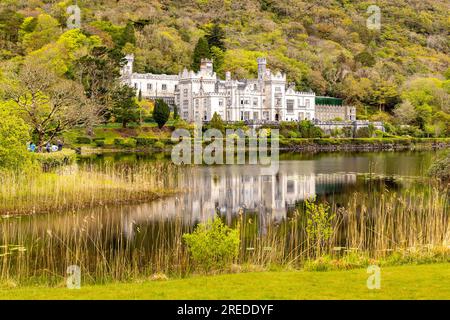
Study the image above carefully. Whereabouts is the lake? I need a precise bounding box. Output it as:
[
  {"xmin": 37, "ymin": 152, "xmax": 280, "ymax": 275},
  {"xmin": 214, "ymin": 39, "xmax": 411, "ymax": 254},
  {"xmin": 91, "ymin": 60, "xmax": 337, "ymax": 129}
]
[{"xmin": 1, "ymin": 150, "xmax": 447, "ymax": 282}]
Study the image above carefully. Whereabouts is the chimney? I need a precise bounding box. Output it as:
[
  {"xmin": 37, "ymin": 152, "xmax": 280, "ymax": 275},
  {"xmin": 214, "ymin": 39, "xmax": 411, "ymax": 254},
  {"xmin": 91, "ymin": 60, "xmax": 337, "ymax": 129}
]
[
  {"xmin": 200, "ymin": 58, "xmax": 213, "ymax": 73},
  {"xmin": 225, "ymin": 71, "xmax": 231, "ymax": 81}
]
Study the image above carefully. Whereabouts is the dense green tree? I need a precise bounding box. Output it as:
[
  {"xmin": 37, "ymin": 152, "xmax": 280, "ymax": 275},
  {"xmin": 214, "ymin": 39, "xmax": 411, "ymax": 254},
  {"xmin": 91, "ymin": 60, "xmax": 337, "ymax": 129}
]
[
  {"xmin": 173, "ymin": 105, "xmax": 179, "ymax": 120},
  {"xmin": 209, "ymin": 112, "xmax": 225, "ymax": 132},
  {"xmin": 191, "ymin": 37, "xmax": 211, "ymax": 72},
  {"xmin": 120, "ymin": 21, "xmax": 136, "ymax": 47},
  {"xmin": 111, "ymin": 85, "xmax": 139, "ymax": 128},
  {"xmin": 206, "ymin": 23, "xmax": 226, "ymax": 51},
  {"xmin": 0, "ymin": 102, "xmax": 33, "ymax": 172},
  {"xmin": 153, "ymin": 99, "xmax": 170, "ymax": 129},
  {"xmin": 5, "ymin": 61, "xmax": 90, "ymax": 147},
  {"xmin": 20, "ymin": 14, "xmax": 61, "ymax": 53},
  {"xmin": 74, "ymin": 46, "xmax": 125, "ymax": 123}
]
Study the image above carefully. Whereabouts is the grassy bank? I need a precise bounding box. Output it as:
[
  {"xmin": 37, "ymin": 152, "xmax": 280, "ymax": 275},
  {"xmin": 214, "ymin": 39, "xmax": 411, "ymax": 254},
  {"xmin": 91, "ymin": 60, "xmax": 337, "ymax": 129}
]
[
  {"xmin": 0, "ymin": 162, "xmax": 179, "ymax": 215},
  {"xmin": 1, "ymin": 263, "xmax": 449, "ymax": 300}
]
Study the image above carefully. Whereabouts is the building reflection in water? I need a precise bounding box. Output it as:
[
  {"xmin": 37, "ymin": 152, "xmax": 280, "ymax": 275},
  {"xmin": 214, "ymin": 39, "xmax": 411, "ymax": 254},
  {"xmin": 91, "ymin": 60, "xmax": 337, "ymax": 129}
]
[{"xmin": 123, "ymin": 161, "xmax": 357, "ymax": 239}]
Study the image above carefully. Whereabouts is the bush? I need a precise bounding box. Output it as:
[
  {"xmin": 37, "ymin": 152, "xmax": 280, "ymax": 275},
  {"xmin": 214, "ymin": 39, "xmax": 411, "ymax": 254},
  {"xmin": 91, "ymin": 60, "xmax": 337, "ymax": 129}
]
[
  {"xmin": 76, "ymin": 136, "xmax": 92, "ymax": 144},
  {"xmin": 153, "ymin": 141, "xmax": 165, "ymax": 150},
  {"xmin": 355, "ymin": 127, "xmax": 371, "ymax": 138},
  {"xmin": 135, "ymin": 137, "xmax": 158, "ymax": 147},
  {"xmin": 113, "ymin": 138, "xmax": 136, "ymax": 147},
  {"xmin": 183, "ymin": 215, "xmax": 240, "ymax": 273},
  {"xmin": 114, "ymin": 138, "xmax": 124, "ymax": 146},
  {"xmin": 94, "ymin": 140, "xmax": 105, "ymax": 147},
  {"xmin": 428, "ymin": 153, "xmax": 450, "ymax": 181}
]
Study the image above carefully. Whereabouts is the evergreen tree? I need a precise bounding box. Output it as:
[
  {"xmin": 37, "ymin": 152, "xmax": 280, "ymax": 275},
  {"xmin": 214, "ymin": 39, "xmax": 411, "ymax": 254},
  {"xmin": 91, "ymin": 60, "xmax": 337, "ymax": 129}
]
[
  {"xmin": 209, "ymin": 112, "xmax": 225, "ymax": 132},
  {"xmin": 206, "ymin": 23, "xmax": 226, "ymax": 51},
  {"xmin": 153, "ymin": 99, "xmax": 170, "ymax": 129},
  {"xmin": 120, "ymin": 21, "xmax": 136, "ymax": 47},
  {"xmin": 111, "ymin": 85, "xmax": 139, "ymax": 128},
  {"xmin": 191, "ymin": 37, "xmax": 211, "ymax": 72},
  {"xmin": 173, "ymin": 105, "xmax": 179, "ymax": 120}
]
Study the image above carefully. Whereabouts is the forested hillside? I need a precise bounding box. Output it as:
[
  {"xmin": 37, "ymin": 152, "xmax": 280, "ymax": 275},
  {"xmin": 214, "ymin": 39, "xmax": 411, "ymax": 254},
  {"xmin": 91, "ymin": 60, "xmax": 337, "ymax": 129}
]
[{"xmin": 0, "ymin": 0, "xmax": 449, "ymax": 136}]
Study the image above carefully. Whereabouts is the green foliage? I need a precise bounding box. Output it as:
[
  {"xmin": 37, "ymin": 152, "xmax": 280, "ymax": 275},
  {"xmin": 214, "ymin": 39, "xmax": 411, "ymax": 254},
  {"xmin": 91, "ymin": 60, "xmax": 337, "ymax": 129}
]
[
  {"xmin": 173, "ymin": 105, "xmax": 179, "ymax": 120},
  {"xmin": 35, "ymin": 149, "xmax": 76, "ymax": 171},
  {"xmin": 76, "ymin": 137, "xmax": 92, "ymax": 144},
  {"xmin": 153, "ymin": 99, "xmax": 170, "ymax": 129},
  {"xmin": 135, "ymin": 137, "xmax": 158, "ymax": 147},
  {"xmin": 428, "ymin": 152, "xmax": 450, "ymax": 181},
  {"xmin": 298, "ymin": 120, "xmax": 323, "ymax": 138},
  {"xmin": 191, "ymin": 37, "xmax": 211, "ymax": 72},
  {"xmin": 205, "ymin": 23, "xmax": 226, "ymax": 51},
  {"xmin": 304, "ymin": 198, "xmax": 335, "ymax": 258},
  {"xmin": 209, "ymin": 112, "xmax": 225, "ymax": 132},
  {"xmin": 0, "ymin": 103, "xmax": 33, "ymax": 172},
  {"xmin": 355, "ymin": 127, "xmax": 371, "ymax": 138},
  {"xmin": 183, "ymin": 215, "xmax": 240, "ymax": 273},
  {"xmin": 153, "ymin": 141, "xmax": 165, "ymax": 150},
  {"xmin": 20, "ymin": 14, "xmax": 61, "ymax": 53},
  {"xmin": 111, "ymin": 85, "xmax": 140, "ymax": 128}
]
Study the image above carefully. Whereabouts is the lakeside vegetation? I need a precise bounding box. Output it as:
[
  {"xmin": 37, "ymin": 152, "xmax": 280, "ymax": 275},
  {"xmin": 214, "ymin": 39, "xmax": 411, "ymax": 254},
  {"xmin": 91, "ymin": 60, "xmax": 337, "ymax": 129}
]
[
  {"xmin": 2, "ymin": 263, "xmax": 450, "ymax": 300},
  {"xmin": 1, "ymin": 177, "xmax": 448, "ymax": 286},
  {"xmin": 0, "ymin": 161, "xmax": 178, "ymax": 216}
]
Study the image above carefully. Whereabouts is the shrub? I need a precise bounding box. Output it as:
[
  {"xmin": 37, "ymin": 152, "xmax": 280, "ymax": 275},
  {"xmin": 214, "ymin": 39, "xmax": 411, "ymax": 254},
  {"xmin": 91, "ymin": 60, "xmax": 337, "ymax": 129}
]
[
  {"xmin": 114, "ymin": 138, "xmax": 124, "ymax": 146},
  {"xmin": 153, "ymin": 141, "xmax": 165, "ymax": 150},
  {"xmin": 94, "ymin": 140, "xmax": 105, "ymax": 147},
  {"xmin": 123, "ymin": 138, "xmax": 136, "ymax": 148},
  {"xmin": 136, "ymin": 137, "xmax": 158, "ymax": 147},
  {"xmin": 304, "ymin": 198, "xmax": 335, "ymax": 258},
  {"xmin": 114, "ymin": 138, "xmax": 136, "ymax": 148},
  {"xmin": 183, "ymin": 215, "xmax": 240, "ymax": 273},
  {"xmin": 428, "ymin": 153, "xmax": 450, "ymax": 181},
  {"xmin": 76, "ymin": 136, "xmax": 92, "ymax": 144},
  {"xmin": 355, "ymin": 127, "xmax": 371, "ymax": 138}
]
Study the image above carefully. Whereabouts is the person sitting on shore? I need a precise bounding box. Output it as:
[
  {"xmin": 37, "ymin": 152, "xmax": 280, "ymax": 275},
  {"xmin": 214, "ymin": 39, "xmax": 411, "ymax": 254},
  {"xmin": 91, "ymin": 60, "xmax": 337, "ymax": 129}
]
[
  {"xmin": 45, "ymin": 142, "xmax": 51, "ymax": 153},
  {"xmin": 57, "ymin": 139, "xmax": 63, "ymax": 151},
  {"xmin": 51, "ymin": 144, "xmax": 59, "ymax": 152},
  {"xmin": 30, "ymin": 142, "xmax": 36, "ymax": 152}
]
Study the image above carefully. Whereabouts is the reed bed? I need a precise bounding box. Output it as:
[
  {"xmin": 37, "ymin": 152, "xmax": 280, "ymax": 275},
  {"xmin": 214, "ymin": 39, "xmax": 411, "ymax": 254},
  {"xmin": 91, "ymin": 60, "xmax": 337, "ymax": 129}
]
[
  {"xmin": 0, "ymin": 161, "xmax": 180, "ymax": 216},
  {"xmin": 0, "ymin": 178, "xmax": 448, "ymax": 285}
]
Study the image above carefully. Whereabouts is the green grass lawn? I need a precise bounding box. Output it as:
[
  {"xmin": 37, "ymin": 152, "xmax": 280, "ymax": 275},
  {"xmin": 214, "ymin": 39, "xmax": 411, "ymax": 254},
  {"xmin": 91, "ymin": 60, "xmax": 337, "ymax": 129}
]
[{"xmin": 1, "ymin": 263, "xmax": 449, "ymax": 300}]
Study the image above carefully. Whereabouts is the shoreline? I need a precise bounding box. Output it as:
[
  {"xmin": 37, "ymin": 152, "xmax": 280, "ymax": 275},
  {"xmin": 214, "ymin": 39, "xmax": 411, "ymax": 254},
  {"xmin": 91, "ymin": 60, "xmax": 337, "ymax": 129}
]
[{"xmin": 76, "ymin": 138, "xmax": 450, "ymax": 155}]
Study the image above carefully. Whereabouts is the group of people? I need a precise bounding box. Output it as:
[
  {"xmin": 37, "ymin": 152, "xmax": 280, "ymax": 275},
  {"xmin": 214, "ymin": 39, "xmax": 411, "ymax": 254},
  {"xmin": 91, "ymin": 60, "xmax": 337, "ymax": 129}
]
[{"xmin": 27, "ymin": 140, "xmax": 64, "ymax": 153}]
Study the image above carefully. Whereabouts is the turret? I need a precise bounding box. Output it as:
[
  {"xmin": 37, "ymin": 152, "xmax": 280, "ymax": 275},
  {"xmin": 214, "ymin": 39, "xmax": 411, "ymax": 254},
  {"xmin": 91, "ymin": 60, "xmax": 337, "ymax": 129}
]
[{"xmin": 257, "ymin": 57, "xmax": 267, "ymax": 81}]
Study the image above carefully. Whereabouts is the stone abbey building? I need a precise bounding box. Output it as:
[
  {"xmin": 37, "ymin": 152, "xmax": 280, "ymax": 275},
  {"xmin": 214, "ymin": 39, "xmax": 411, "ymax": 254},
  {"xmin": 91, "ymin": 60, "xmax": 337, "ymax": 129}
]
[{"xmin": 121, "ymin": 54, "xmax": 355, "ymax": 123}]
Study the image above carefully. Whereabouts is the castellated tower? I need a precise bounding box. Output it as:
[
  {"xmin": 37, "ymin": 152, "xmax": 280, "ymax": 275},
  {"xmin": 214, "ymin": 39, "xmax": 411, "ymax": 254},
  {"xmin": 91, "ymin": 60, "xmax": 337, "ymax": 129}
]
[{"xmin": 257, "ymin": 57, "xmax": 267, "ymax": 81}]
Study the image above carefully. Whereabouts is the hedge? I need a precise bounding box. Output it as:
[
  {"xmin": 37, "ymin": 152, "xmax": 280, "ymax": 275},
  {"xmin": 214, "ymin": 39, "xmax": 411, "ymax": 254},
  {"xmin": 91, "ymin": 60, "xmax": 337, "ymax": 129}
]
[{"xmin": 76, "ymin": 136, "xmax": 92, "ymax": 144}]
